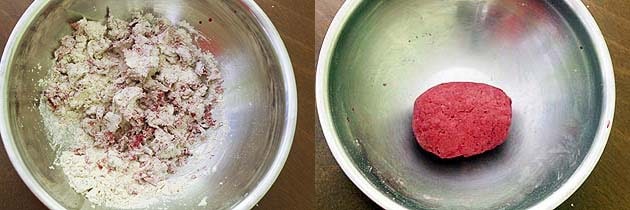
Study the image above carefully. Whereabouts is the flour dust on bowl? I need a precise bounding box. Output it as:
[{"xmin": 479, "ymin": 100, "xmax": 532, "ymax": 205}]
[
  {"xmin": 0, "ymin": 0, "xmax": 296, "ymax": 209},
  {"xmin": 316, "ymin": 0, "xmax": 614, "ymax": 209}
]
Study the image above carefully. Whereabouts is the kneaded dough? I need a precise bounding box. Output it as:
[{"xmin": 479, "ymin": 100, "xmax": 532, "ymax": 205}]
[{"xmin": 412, "ymin": 82, "xmax": 512, "ymax": 159}]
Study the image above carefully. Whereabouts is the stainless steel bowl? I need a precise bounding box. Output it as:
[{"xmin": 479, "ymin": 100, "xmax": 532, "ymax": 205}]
[
  {"xmin": 0, "ymin": 0, "xmax": 297, "ymax": 209},
  {"xmin": 317, "ymin": 0, "xmax": 614, "ymax": 209}
]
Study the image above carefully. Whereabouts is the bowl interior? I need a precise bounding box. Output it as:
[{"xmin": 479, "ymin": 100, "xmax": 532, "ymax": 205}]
[
  {"xmin": 3, "ymin": 1, "xmax": 290, "ymax": 209},
  {"xmin": 325, "ymin": 0, "xmax": 606, "ymax": 209}
]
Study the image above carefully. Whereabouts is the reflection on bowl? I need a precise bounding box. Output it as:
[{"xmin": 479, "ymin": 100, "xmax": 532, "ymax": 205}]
[{"xmin": 317, "ymin": 0, "xmax": 614, "ymax": 209}]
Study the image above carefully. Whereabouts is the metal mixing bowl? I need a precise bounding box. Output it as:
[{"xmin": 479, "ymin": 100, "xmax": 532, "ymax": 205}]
[
  {"xmin": 317, "ymin": 0, "xmax": 614, "ymax": 209},
  {"xmin": 0, "ymin": 0, "xmax": 296, "ymax": 209}
]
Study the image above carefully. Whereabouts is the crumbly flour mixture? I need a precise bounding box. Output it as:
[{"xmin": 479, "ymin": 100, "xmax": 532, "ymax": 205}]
[{"xmin": 40, "ymin": 12, "xmax": 224, "ymax": 208}]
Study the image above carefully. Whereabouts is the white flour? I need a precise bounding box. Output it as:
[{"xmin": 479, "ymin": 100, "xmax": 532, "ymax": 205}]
[
  {"xmin": 41, "ymin": 103, "xmax": 227, "ymax": 208},
  {"xmin": 39, "ymin": 103, "xmax": 228, "ymax": 208}
]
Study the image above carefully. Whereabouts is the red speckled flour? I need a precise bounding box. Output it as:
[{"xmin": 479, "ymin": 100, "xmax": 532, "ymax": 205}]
[
  {"xmin": 40, "ymin": 11, "xmax": 225, "ymax": 208},
  {"xmin": 412, "ymin": 82, "xmax": 512, "ymax": 159}
]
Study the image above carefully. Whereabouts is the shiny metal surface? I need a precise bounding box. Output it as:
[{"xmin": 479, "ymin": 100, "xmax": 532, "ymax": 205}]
[
  {"xmin": 317, "ymin": 0, "xmax": 614, "ymax": 209},
  {"xmin": 0, "ymin": 0, "xmax": 297, "ymax": 209}
]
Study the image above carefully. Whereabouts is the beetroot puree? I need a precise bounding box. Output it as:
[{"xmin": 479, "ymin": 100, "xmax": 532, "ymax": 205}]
[{"xmin": 412, "ymin": 82, "xmax": 512, "ymax": 159}]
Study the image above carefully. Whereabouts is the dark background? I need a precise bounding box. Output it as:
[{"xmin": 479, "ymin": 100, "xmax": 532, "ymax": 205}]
[
  {"xmin": 315, "ymin": 0, "xmax": 630, "ymax": 209},
  {"xmin": 0, "ymin": 0, "xmax": 314, "ymax": 209}
]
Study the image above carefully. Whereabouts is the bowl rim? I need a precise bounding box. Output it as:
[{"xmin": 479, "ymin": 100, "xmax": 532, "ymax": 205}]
[
  {"xmin": 0, "ymin": 0, "xmax": 297, "ymax": 209},
  {"xmin": 315, "ymin": 0, "xmax": 615, "ymax": 209}
]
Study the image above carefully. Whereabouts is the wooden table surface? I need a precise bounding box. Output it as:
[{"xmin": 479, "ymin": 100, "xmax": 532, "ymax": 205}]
[
  {"xmin": 0, "ymin": 0, "xmax": 313, "ymax": 209},
  {"xmin": 315, "ymin": 1, "xmax": 630, "ymax": 209}
]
